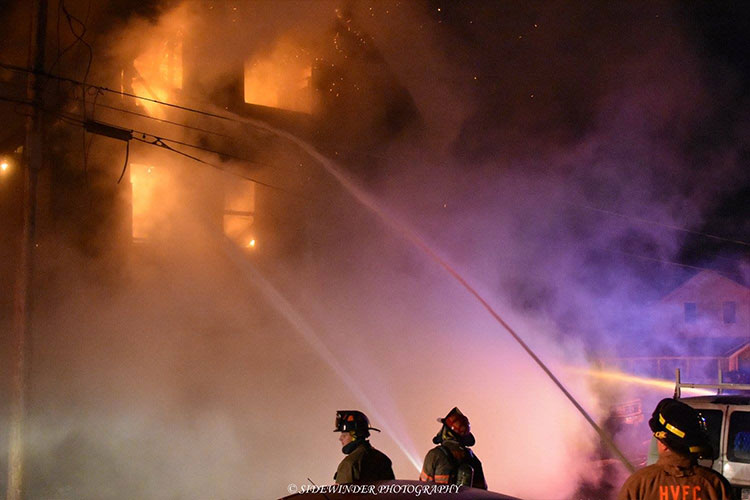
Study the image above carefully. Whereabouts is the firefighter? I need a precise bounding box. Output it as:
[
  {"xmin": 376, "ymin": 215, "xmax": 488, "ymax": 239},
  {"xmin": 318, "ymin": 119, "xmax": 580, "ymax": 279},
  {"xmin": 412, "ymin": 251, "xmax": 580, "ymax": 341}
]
[
  {"xmin": 333, "ymin": 410, "xmax": 395, "ymax": 484},
  {"xmin": 419, "ymin": 407, "xmax": 487, "ymax": 489},
  {"xmin": 617, "ymin": 398, "xmax": 732, "ymax": 500}
]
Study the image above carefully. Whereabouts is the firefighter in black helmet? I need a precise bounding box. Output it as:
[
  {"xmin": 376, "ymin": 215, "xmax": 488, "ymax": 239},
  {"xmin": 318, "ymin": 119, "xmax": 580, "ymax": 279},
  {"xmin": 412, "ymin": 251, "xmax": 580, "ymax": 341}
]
[
  {"xmin": 618, "ymin": 398, "xmax": 731, "ymax": 499},
  {"xmin": 419, "ymin": 407, "xmax": 487, "ymax": 489},
  {"xmin": 333, "ymin": 410, "xmax": 395, "ymax": 484}
]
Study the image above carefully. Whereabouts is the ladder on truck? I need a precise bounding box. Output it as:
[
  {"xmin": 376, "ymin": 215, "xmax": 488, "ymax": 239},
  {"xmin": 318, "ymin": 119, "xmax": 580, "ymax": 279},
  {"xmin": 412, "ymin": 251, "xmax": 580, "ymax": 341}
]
[{"xmin": 673, "ymin": 368, "xmax": 750, "ymax": 398}]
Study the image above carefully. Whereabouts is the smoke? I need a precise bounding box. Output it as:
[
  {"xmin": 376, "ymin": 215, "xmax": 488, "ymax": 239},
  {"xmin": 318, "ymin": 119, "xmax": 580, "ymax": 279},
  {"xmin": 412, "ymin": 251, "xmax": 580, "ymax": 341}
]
[{"xmin": 0, "ymin": 0, "xmax": 748, "ymax": 499}]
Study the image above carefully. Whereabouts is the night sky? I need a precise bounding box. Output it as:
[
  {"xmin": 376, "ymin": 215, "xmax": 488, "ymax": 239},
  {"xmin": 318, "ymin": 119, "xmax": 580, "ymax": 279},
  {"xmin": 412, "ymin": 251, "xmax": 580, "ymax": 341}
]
[{"xmin": 431, "ymin": 1, "xmax": 749, "ymax": 278}]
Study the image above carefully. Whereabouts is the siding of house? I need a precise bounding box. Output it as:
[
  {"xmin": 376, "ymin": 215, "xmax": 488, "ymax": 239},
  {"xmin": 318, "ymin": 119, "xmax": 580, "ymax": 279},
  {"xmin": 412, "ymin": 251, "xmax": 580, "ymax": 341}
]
[{"xmin": 657, "ymin": 271, "xmax": 750, "ymax": 338}]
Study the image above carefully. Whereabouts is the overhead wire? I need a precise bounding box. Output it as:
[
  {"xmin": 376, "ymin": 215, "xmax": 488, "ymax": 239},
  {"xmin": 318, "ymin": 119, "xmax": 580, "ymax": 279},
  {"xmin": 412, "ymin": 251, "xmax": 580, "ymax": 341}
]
[
  {"xmin": 129, "ymin": 135, "xmax": 312, "ymax": 200},
  {"xmin": 56, "ymin": 91, "xmax": 305, "ymax": 175},
  {"xmin": 0, "ymin": 92, "xmax": 312, "ymax": 201},
  {"xmin": 0, "ymin": 60, "xmax": 272, "ymax": 128},
  {"xmin": 82, "ymin": 99, "xmax": 238, "ymax": 140},
  {"xmin": 0, "ymin": 76, "xmax": 250, "ymax": 147},
  {"xmin": 603, "ymin": 249, "xmax": 744, "ymax": 281},
  {"xmin": 129, "ymin": 126, "xmax": 261, "ymax": 166},
  {"xmin": 43, "ymin": 0, "xmax": 96, "ymax": 205},
  {"xmin": 47, "ymin": 0, "xmax": 80, "ymax": 76},
  {"xmin": 116, "ymin": 140, "xmax": 130, "ymax": 184},
  {"xmin": 563, "ymin": 201, "xmax": 750, "ymax": 249},
  {"xmin": 61, "ymin": 0, "xmax": 96, "ymax": 205},
  {"xmin": 0, "ymin": 62, "xmax": 304, "ymax": 175}
]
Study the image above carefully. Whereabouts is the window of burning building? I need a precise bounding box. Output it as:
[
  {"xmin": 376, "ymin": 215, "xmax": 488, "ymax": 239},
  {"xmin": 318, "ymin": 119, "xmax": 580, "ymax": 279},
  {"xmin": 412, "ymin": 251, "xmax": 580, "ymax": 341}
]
[
  {"xmin": 130, "ymin": 29, "xmax": 183, "ymax": 118},
  {"xmin": 130, "ymin": 163, "xmax": 167, "ymax": 242},
  {"xmin": 223, "ymin": 176, "xmax": 256, "ymax": 249},
  {"xmin": 244, "ymin": 40, "xmax": 312, "ymax": 114},
  {"xmin": 129, "ymin": 164, "xmax": 255, "ymax": 247}
]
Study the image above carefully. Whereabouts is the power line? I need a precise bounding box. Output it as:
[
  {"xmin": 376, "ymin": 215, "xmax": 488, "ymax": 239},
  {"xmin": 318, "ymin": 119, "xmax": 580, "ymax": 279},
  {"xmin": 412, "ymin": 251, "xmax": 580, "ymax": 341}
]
[
  {"xmin": 128, "ymin": 125, "xmax": 267, "ymax": 169},
  {"xmin": 85, "ymin": 99, "xmax": 237, "ymax": 140},
  {"xmin": 0, "ymin": 64, "xmax": 303, "ymax": 175},
  {"xmin": 0, "ymin": 61, "xmax": 254, "ymax": 126},
  {"xmin": 130, "ymin": 135, "xmax": 313, "ymax": 201},
  {"xmin": 77, "ymin": 96, "xmax": 308, "ymax": 178},
  {"xmin": 562, "ymin": 201, "xmax": 750, "ymax": 249},
  {"xmin": 604, "ymin": 249, "xmax": 744, "ymax": 280},
  {"xmin": 1, "ymin": 77, "xmax": 243, "ymax": 148},
  {"xmin": 0, "ymin": 93, "xmax": 312, "ymax": 201}
]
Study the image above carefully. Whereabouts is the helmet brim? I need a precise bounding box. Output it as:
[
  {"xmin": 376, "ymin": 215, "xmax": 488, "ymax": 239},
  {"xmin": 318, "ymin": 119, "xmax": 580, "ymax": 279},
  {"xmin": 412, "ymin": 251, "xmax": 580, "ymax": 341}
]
[{"xmin": 333, "ymin": 426, "xmax": 381, "ymax": 433}]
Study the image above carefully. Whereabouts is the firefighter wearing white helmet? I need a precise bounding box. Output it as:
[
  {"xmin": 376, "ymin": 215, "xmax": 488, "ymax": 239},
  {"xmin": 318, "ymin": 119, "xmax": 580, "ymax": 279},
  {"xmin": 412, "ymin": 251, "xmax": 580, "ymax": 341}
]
[
  {"xmin": 419, "ymin": 407, "xmax": 487, "ymax": 489},
  {"xmin": 618, "ymin": 398, "xmax": 731, "ymax": 500},
  {"xmin": 333, "ymin": 410, "xmax": 395, "ymax": 485}
]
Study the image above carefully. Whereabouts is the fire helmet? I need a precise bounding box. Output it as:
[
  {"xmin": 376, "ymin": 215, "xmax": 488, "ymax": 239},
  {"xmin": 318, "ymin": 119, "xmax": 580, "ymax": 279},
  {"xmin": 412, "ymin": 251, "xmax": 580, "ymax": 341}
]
[
  {"xmin": 648, "ymin": 398, "xmax": 712, "ymax": 457},
  {"xmin": 334, "ymin": 410, "xmax": 381, "ymax": 438},
  {"xmin": 436, "ymin": 407, "xmax": 475, "ymax": 446}
]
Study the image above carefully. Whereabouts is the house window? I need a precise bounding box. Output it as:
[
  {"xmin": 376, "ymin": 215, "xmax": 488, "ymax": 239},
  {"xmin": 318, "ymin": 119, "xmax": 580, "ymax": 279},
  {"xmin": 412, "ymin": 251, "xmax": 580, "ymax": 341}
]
[
  {"xmin": 131, "ymin": 32, "xmax": 183, "ymax": 118},
  {"xmin": 130, "ymin": 163, "xmax": 166, "ymax": 242},
  {"xmin": 244, "ymin": 39, "xmax": 312, "ymax": 113},
  {"xmin": 685, "ymin": 302, "xmax": 697, "ymax": 323},
  {"xmin": 223, "ymin": 176, "xmax": 256, "ymax": 250},
  {"xmin": 724, "ymin": 301, "xmax": 737, "ymax": 324}
]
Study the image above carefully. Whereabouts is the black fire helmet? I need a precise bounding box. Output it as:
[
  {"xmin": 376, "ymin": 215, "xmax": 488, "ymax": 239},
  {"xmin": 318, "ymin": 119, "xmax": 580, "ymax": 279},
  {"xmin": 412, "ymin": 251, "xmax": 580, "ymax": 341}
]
[
  {"xmin": 649, "ymin": 398, "xmax": 712, "ymax": 458},
  {"xmin": 334, "ymin": 410, "xmax": 381, "ymax": 438}
]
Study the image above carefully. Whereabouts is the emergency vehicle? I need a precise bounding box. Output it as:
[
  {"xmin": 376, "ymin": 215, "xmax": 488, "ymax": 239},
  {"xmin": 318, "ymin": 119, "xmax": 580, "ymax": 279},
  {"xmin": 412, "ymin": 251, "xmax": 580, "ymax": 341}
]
[{"xmin": 648, "ymin": 369, "xmax": 750, "ymax": 499}]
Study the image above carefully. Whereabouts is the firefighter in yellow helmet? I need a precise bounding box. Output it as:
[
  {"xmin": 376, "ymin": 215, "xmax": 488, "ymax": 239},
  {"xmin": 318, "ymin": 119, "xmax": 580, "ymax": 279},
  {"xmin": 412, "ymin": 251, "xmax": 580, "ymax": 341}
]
[
  {"xmin": 333, "ymin": 410, "xmax": 395, "ymax": 485},
  {"xmin": 419, "ymin": 407, "xmax": 487, "ymax": 489},
  {"xmin": 617, "ymin": 398, "xmax": 731, "ymax": 500}
]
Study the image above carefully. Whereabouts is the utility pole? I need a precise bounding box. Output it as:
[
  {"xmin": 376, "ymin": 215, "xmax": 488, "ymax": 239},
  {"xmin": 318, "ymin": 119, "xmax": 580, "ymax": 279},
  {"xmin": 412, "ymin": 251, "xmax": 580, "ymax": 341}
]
[{"xmin": 7, "ymin": 0, "xmax": 47, "ymax": 499}]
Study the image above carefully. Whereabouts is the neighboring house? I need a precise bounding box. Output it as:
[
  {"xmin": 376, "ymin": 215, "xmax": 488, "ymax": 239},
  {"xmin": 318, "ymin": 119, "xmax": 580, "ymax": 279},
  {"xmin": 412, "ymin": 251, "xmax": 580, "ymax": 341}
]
[
  {"xmin": 658, "ymin": 270, "xmax": 749, "ymax": 339},
  {"xmin": 605, "ymin": 270, "xmax": 750, "ymax": 382}
]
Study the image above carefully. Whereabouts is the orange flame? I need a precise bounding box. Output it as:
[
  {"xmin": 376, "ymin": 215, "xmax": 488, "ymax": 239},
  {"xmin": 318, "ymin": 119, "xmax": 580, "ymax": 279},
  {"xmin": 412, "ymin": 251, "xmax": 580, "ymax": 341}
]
[
  {"xmin": 132, "ymin": 32, "xmax": 183, "ymax": 118},
  {"xmin": 244, "ymin": 39, "xmax": 312, "ymax": 113}
]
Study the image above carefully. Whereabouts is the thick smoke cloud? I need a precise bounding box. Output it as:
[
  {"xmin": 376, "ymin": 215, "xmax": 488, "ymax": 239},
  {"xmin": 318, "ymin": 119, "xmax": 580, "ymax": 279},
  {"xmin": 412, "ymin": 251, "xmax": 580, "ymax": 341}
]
[{"xmin": 0, "ymin": 0, "xmax": 747, "ymax": 499}]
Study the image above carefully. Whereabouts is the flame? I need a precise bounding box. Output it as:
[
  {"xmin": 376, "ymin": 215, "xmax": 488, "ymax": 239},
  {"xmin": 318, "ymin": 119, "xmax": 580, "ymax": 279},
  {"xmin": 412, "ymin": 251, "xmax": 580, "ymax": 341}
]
[
  {"xmin": 244, "ymin": 39, "xmax": 312, "ymax": 113},
  {"xmin": 130, "ymin": 163, "xmax": 168, "ymax": 241},
  {"xmin": 1, "ymin": 162, "xmax": 8, "ymax": 171},
  {"xmin": 132, "ymin": 31, "xmax": 183, "ymax": 118}
]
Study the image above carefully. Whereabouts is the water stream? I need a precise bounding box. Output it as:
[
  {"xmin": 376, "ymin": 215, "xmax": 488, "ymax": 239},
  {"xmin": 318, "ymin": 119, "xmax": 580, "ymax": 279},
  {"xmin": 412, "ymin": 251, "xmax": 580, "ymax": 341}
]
[{"xmin": 223, "ymin": 113, "xmax": 636, "ymax": 473}]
